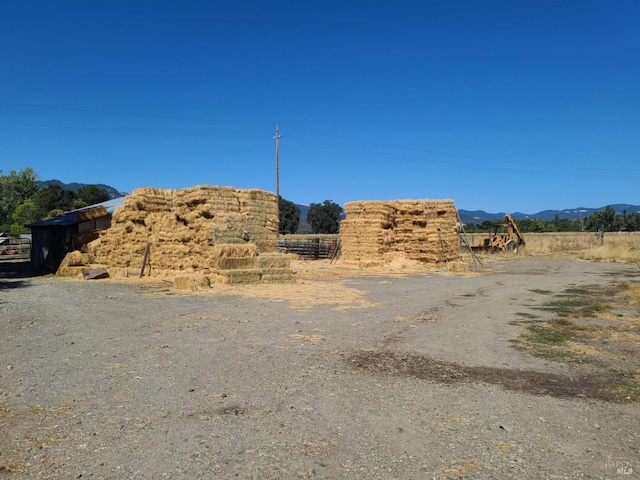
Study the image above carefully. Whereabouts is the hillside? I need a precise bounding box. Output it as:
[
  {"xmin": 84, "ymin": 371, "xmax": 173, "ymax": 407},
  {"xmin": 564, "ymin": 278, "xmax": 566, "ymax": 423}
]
[
  {"xmin": 457, "ymin": 204, "xmax": 640, "ymax": 224},
  {"xmin": 37, "ymin": 180, "xmax": 127, "ymax": 200}
]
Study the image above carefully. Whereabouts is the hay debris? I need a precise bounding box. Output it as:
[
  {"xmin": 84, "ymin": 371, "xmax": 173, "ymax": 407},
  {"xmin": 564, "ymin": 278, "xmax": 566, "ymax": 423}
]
[{"xmin": 174, "ymin": 274, "xmax": 211, "ymax": 291}]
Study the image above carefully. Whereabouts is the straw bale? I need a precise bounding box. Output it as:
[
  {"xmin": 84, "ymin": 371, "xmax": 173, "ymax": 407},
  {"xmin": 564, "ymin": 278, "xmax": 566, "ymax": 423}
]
[
  {"xmin": 256, "ymin": 254, "xmax": 290, "ymax": 269},
  {"xmin": 89, "ymin": 185, "xmax": 290, "ymax": 284},
  {"xmin": 214, "ymin": 257, "xmax": 256, "ymax": 269},
  {"xmin": 212, "ymin": 269, "xmax": 263, "ymax": 284},
  {"xmin": 174, "ymin": 274, "xmax": 211, "ymax": 291},
  {"xmin": 208, "ymin": 267, "xmax": 294, "ymax": 285},
  {"xmin": 86, "ymin": 238, "xmax": 101, "ymax": 254},
  {"xmin": 212, "ymin": 243, "xmax": 257, "ymax": 258},
  {"xmin": 58, "ymin": 250, "xmax": 85, "ymax": 267},
  {"xmin": 77, "ymin": 206, "xmax": 108, "ymax": 222},
  {"xmin": 340, "ymin": 199, "xmax": 463, "ymax": 268},
  {"xmin": 259, "ymin": 268, "xmax": 295, "ymax": 283},
  {"xmin": 55, "ymin": 266, "xmax": 85, "ymax": 278}
]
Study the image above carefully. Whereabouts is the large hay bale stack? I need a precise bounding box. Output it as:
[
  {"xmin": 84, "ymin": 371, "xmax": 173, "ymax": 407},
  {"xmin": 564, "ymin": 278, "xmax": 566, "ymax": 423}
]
[
  {"xmin": 340, "ymin": 199, "xmax": 461, "ymax": 267},
  {"xmin": 84, "ymin": 185, "xmax": 292, "ymax": 284}
]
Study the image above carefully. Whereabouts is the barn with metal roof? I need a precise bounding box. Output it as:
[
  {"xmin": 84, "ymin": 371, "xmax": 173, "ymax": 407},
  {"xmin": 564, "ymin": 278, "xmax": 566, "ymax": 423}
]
[{"xmin": 28, "ymin": 197, "xmax": 126, "ymax": 271}]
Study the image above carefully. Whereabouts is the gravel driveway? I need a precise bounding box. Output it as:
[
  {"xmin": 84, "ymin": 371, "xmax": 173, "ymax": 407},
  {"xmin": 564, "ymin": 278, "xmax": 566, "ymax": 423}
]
[{"xmin": 1, "ymin": 257, "xmax": 639, "ymax": 479}]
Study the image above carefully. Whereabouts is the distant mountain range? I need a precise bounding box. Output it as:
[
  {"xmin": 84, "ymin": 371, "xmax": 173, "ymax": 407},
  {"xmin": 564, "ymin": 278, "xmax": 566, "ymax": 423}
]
[
  {"xmin": 38, "ymin": 180, "xmax": 637, "ymax": 227},
  {"xmin": 457, "ymin": 204, "xmax": 640, "ymax": 224},
  {"xmin": 38, "ymin": 180, "xmax": 128, "ymax": 200}
]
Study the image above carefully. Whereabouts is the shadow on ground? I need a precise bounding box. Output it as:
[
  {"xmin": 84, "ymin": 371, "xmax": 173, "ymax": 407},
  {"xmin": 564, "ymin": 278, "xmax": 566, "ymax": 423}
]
[
  {"xmin": 0, "ymin": 260, "xmax": 47, "ymax": 289},
  {"xmin": 348, "ymin": 349, "xmax": 621, "ymax": 403}
]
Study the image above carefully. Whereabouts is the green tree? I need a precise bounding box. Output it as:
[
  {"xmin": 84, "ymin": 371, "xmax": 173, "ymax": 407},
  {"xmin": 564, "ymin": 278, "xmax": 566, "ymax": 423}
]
[
  {"xmin": 278, "ymin": 197, "xmax": 300, "ymax": 235},
  {"xmin": 0, "ymin": 167, "xmax": 39, "ymax": 230},
  {"xmin": 585, "ymin": 206, "xmax": 616, "ymax": 232},
  {"xmin": 628, "ymin": 212, "xmax": 640, "ymax": 231},
  {"xmin": 307, "ymin": 200, "xmax": 343, "ymax": 234},
  {"xmin": 77, "ymin": 185, "xmax": 110, "ymax": 206},
  {"xmin": 34, "ymin": 184, "xmax": 77, "ymax": 218},
  {"xmin": 9, "ymin": 199, "xmax": 40, "ymax": 234}
]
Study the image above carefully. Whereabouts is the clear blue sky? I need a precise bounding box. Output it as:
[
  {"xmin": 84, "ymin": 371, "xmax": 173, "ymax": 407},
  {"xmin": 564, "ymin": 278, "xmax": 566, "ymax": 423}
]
[{"xmin": 1, "ymin": 1, "xmax": 638, "ymax": 213}]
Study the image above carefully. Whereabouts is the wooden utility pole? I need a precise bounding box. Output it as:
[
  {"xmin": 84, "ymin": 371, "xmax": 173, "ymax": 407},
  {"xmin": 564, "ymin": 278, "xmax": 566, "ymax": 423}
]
[{"xmin": 274, "ymin": 124, "xmax": 282, "ymax": 226}]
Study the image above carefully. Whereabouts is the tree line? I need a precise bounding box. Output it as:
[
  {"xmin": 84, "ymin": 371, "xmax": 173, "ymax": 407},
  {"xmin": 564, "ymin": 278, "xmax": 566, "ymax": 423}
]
[
  {"xmin": 5, "ymin": 167, "xmax": 633, "ymax": 237},
  {"xmin": 278, "ymin": 197, "xmax": 342, "ymax": 235},
  {"xmin": 463, "ymin": 206, "xmax": 640, "ymax": 233},
  {"xmin": 0, "ymin": 167, "xmax": 344, "ymax": 237},
  {"xmin": 0, "ymin": 168, "xmax": 110, "ymax": 235}
]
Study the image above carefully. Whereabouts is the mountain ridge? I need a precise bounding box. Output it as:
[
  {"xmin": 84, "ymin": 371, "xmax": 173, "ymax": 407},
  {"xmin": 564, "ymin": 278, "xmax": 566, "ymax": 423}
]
[
  {"xmin": 37, "ymin": 180, "xmax": 127, "ymax": 200},
  {"xmin": 457, "ymin": 204, "xmax": 640, "ymax": 224}
]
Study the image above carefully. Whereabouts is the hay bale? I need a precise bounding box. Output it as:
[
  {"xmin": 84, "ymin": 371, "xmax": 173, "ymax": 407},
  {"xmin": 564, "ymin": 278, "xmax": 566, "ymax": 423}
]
[
  {"xmin": 58, "ymin": 250, "xmax": 88, "ymax": 268},
  {"xmin": 76, "ymin": 206, "xmax": 108, "ymax": 222},
  {"xmin": 174, "ymin": 274, "xmax": 211, "ymax": 291},
  {"xmin": 340, "ymin": 199, "xmax": 463, "ymax": 268},
  {"xmin": 55, "ymin": 266, "xmax": 85, "ymax": 278},
  {"xmin": 259, "ymin": 268, "xmax": 296, "ymax": 283},
  {"xmin": 256, "ymin": 254, "xmax": 291, "ymax": 269},
  {"xmin": 447, "ymin": 261, "xmax": 470, "ymax": 273},
  {"xmin": 89, "ymin": 185, "xmax": 291, "ymax": 283},
  {"xmin": 215, "ymin": 257, "xmax": 256, "ymax": 269},
  {"xmin": 210, "ymin": 269, "xmax": 262, "ymax": 284},
  {"xmin": 212, "ymin": 243, "xmax": 257, "ymax": 258}
]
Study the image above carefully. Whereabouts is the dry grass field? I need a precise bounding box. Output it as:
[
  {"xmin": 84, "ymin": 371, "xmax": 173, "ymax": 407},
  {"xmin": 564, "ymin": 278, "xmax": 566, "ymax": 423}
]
[
  {"xmin": 578, "ymin": 235, "xmax": 640, "ymax": 265},
  {"xmin": 519, "ymin": 231, "xmax": 640, "ymax": 258}
]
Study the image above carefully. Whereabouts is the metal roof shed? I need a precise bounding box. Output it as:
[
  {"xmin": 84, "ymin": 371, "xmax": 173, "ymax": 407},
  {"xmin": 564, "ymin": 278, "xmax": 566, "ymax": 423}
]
[{"xmin": 28, "ymin": 197, "xmax": 126, "ymax": 271}]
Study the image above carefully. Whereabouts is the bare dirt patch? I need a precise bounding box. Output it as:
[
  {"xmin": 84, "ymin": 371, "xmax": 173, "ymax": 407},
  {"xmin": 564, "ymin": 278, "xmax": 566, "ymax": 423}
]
[
  {"xmin": 2, "ymin": 255, "xmax": 640, "ymax": 479},
  {"xmin": 347, "ymin": 349, "xmax": 620, "ymax": 402}
]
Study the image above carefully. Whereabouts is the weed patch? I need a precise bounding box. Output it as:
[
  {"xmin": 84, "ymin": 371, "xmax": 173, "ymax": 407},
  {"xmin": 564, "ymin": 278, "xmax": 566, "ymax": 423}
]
[
  {"xmin": 529, "ymin": 288, "xmax": 552, "ymax": 295},
  {"xmin": 513, "ymin": 280, "xmax": 640, "ymax": 402}
]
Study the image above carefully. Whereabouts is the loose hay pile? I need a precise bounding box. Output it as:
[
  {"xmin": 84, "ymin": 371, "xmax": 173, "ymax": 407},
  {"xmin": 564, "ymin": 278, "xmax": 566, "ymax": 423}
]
[
  {"xmin": 59, "ymin": 186, "xmax": 293, "ymax": 285},
  {"xmin": 340, "ymin": 199, "xmax": 463, "ymax": 268}
]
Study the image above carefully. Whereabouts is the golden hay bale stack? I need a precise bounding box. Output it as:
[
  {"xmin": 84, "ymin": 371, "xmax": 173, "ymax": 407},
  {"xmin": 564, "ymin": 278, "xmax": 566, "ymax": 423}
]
[
  {"xmin": 89, "ymin": 185, "xmax": 288, "ymax": 283},
  {"xmin": 340, "ymin": 199, "xmax": 462, "ymax": 267}
]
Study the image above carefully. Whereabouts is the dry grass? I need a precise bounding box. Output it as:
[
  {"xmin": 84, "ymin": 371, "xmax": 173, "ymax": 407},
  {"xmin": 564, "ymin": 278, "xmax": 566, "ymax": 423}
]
[
  {"xmin": 519, "ymin": 232, "xmax": 640, "ymax": 257},
  {"xmin": 578, "ymin": 242, "xmax": 640, "ymax": 265}
]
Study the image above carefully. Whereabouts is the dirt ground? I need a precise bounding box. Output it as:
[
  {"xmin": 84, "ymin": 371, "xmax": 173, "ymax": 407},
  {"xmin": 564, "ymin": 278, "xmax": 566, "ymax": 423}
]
[{"xmin": 1, "ymin": 255, "xmax": 639, "ymax": 479}]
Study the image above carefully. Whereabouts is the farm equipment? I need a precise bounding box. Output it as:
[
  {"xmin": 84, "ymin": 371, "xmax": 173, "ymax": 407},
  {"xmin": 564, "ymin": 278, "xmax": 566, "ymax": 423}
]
[{"xmin": 473, "ymin": 214, "xmax": 526, "ymax": 253}]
